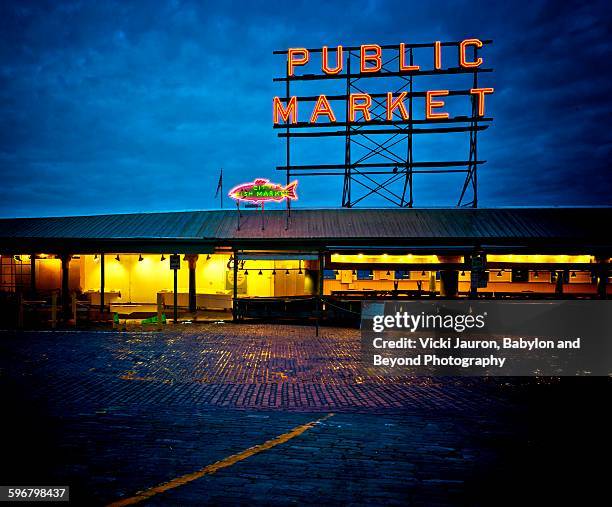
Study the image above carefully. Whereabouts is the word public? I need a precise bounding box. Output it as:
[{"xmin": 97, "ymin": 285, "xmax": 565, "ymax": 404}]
[{"xmin": 273, "ymin": 40, "xmax": 494, "ymax": 125}]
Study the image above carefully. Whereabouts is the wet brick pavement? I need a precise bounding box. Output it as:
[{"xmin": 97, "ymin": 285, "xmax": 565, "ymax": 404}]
[
  {"xmin": 0, "ymin": 324, "xmax": 510, "ymax": 412},
  {"xmin": 1, "ymin": 324, "xmax": 609, "ymax": 505}
]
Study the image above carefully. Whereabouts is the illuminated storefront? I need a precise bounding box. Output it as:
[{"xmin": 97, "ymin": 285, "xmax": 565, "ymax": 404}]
[{"xmin": 0, "ymin": 207, "xmax": 610, "ymax": 325}]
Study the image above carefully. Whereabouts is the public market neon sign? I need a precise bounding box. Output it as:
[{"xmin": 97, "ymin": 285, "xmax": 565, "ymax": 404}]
[
  {"xmin": 272, "ymin": 39, "xmax": 494, "ymax": 124},
  {"xmin": 229, "ymin": 178, "xmax": 298, "ymax": 204}
]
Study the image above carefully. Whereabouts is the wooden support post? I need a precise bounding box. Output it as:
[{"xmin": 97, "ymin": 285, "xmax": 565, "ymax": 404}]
[
  {"xmin": 30, "ymin": 254, "xmax": 36, "ymax": 297},
  {"xmin": 173, "ymin": 266, "xmax": 178, "ymax": 323},
  {"xmin": 60, "ymin": 254, "xmax": 71, "ymax": 321},
  {"xmin": 596, "ymin": 258, "xmax": 609, "ymax": 299},
  {"xmin": 71, "ymin": 292, "xmax": 77, "ymax": 325},
  {"xmin": 438, "ymin": 255, "xmax": 461, "ymax": 298},
  {"xmin": 469, "ymin": 259, "xmax": 478, "ymax": 299},
  {"xmin": 51, "ymin": 292, "xmax": 57, "ymax": 329},
  {"xmin": 316, "ymin": 252, "xmax": 324, "ymax": 337},
  {"xmin": 100, "ymin": 254, "xmax": 105, "ymax": 314},
  {"xmin": 168, "ymin": 254, "xmax": 181, "ymax": 324},
  {"xmin": 232, "ymin": 252, "xmax": 239, "ymax": 322},
  {"xmin": 185, "ymin": 254, "xmax": 199, "ymax": 314},
  {"xmin": 469, "ymin": 252, "xmax": 486, "ymax": 298},
  {"xmin": 555, "ymin": 270, "xmax": 564, "ymax": 296},
  {"xmin": 428, "ymin": 272, "xmax": 437, "ymax": 297},
  {"xmin": 157, "ymin": 292, "xmax": 163, "ymax": 331}
]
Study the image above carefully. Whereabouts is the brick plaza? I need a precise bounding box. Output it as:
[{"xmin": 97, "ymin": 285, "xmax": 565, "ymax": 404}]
[{"xmin": 1, "ymin": 324, "xmax": 608, "ymax": 505}]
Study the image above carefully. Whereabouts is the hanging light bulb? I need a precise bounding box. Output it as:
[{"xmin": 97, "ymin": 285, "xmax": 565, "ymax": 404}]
[
  {"xmin": 115, "ymin": 255, "xmax": 120, "ymax": 262},
  {"xmin": 272, "ymin": 269, "xmax": 276, "ymax": 275},
  {"xmin": 461, "ymin": 271, "xmax": 465, "ymax": 276},
  {"xmin": 298, "ymin": 267, "xmax": 303, "ymax": 274},
  {"xmin": 258, "ymin": 269, "xmax": 263, "ymax": 275},
  {"xmin": 386, "ymin": 270, "xmax": 391, "ymax": 276},
  {"xmin": 421, "ymin": 270, "xmax": 426, "ymax": 276},
  {"xmin": 161, "ymin": 254, "xmax": 166, "ymax": 261},
  {"xmin": 244, "ymin": 269, "xmax": 249, "ymax": 275},
  {"xmin": 138, "ymin": 254, "xmax": 144, "ymax": 262},
  {"xmin": 571, "ymin": 271, "xmax": 576, "ymax": 278},
  {"xmin": 497, "ymin": 270, "xmax": 502, "ymax": 277},
  {"xmin": 285, "ymin": 269, "xmax": 290, "ymax": 275},
  {"xmin": 534, "ymin": 271, "xmax": 539, "ymax": 279}
]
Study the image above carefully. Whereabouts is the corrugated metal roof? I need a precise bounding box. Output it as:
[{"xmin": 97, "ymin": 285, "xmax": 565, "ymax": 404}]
[{"xmin": 0, "ymin": 208, "xmax": 609, "ymax": 245}]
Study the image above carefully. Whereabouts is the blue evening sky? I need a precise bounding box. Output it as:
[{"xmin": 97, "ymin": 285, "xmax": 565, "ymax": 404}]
[{"xmin": 0, "ymin": 0, "xmax": 610, "ymax": 217}]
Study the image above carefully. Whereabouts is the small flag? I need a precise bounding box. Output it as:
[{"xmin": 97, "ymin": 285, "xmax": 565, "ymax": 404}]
[{"xmin": 215, "ymin": 168, "xmax": 223, "ymax": 197}]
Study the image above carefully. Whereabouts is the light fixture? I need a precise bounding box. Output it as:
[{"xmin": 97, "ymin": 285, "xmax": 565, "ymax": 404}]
[
  {"xmin": 461, "ymin": 271, "xmax": 465, "ymax": 276},
  {"xmin": 272, "ymin": 269, "xmax": 276, "ymax": 275},
  {"xmin": 386, "ymin": 270, "xmax": 391, "ymax": 276},
  {"xmin": 534, "ymin": 271, "xmax": 539, "ymax": 279},
  {"xmin": 161, "ymin": 255, "xmax": 166, "ymax": 261},
  {"xmin": 138, "ymin": 254, "xmax": 144, "ymax": 262},
  {"xmin": 421, "ymin": 270, "xmax": 426, "ymax": 276},
  {"xmin": 497, "ymin": 270, "xmax": 502, "ymax": 277},
  {"xmin": 285, "ymin": 269, "xmax": 290, "ymax": 275},
  {"xmin": 206, "ymin": 254, "xmax": 211, "ymax": 260},
  {"xmin": 571, "ymin": 271, "xmax": 576, "ymax": 278},
  {"xmin": 244, "ymin": 269, "xmax": 249, "ymax": 275},
  {"xmin": 258, "ymin": 269, "xmax": 263, "ymax": 275},
  {"xmin": 298, "ymin": 268, "xmax": 303, "ymax": 274},
  {"xmin": 115, "ymin": 255, "xmax": 120, "ymax": 262}
]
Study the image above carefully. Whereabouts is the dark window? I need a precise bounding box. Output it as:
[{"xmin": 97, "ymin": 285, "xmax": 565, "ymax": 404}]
[
  {"xmin": 394, "ymin": 270, "xmax": 411, "ymax": 280},
  {"xmin": 551, "ymin": 270, "xmax": 570, "ymax": 283},
  {"xmin": 511, "ymin": 268, "xmax": 529, "ymax": 282},
  {"xmin": 323, "ymin": 269, "xmax": 336, "ymax": 280},
  {"xmin": 357, "ymin": 269, "xmax": 373, "ymax": 280}
]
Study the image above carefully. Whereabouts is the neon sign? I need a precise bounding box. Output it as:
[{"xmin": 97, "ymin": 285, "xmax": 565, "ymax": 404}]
[
  {"xmin": 229, "ymin": 178, "xmax": 298, "ymax": 204},
  {"xmin": 273, "ymin": 40, "xmax": 494, "ymax": 124}
]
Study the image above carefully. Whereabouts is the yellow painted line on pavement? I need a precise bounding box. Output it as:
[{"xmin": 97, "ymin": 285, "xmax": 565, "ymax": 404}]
[{"xmin": 107, "ymin": 413, "xmax": 335, "ymax": 506}]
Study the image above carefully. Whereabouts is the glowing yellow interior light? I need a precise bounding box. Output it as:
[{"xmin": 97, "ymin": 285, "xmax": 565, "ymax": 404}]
[
  {"xmin": 330, "ymin": 254, "xmax": 440, "ymax": 264},
  {"xmin": 487, "ymin": 254, "xmax": 593, "ymax": 264}
]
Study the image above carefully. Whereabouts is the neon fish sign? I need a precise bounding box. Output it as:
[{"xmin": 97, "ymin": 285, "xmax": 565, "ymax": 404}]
[{"xmin": 229, "ymin": 178, "xmax": 298, "ymax": 204}]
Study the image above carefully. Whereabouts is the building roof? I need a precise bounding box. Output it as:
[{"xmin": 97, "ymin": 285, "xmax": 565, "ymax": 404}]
[{"xmin": 0, "ymin": 208, "xmax": 610, "ymax": 254}]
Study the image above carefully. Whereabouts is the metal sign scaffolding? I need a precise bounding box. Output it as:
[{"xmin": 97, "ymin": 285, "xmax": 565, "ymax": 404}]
[{"xmin": 273, "ymin": 40, "xmax": 493, "ymax": 208}]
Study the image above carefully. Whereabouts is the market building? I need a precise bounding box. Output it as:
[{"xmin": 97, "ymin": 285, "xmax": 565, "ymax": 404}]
[{"xmin": 0, "ymin": 207, "xmax": 610, "ymax": 326}]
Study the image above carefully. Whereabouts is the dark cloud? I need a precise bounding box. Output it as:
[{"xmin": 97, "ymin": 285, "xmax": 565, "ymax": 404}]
[{"xmin": 0, "ymin": 0, "xmax": 610, "ymax": 217}]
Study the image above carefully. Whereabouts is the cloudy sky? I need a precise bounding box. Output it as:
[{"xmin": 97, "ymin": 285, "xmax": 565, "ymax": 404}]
[{"xmin": 0, "ymin": 0, "xmax": 610, "ymax": 217}]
